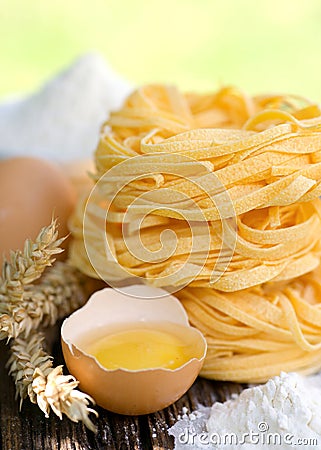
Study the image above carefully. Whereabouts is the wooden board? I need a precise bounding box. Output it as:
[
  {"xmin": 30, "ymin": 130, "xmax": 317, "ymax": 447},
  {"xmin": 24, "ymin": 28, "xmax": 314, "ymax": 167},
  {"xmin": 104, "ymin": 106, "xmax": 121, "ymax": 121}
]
[{"xmin": 0, "ymin": 336, "xmax": 244, "ymax": 450}]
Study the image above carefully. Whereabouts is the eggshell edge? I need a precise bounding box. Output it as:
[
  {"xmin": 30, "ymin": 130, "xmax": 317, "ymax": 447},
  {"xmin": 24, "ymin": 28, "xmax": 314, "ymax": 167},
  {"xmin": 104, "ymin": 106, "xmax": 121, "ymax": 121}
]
[{"xmin": 61, "ymin": 285, "xmax": 207, "ymax": 414}]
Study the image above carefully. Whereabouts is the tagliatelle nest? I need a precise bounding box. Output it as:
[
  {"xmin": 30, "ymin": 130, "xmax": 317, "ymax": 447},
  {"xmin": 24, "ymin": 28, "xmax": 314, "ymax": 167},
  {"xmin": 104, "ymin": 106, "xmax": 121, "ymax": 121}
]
[
  {"xmin": 70, "ymin": 193, "xmax": 321, "ymax": 291},
  {"xmin": 177, "ymin": 264, "xmax": 321, "ymax": 383},
  {"xmin": 69, "ymin": 84, "xmax": 321, "ymax": 382},
  {"xmin": 70, "ymin": 85, "xmax": 321, "ymax": 291}
]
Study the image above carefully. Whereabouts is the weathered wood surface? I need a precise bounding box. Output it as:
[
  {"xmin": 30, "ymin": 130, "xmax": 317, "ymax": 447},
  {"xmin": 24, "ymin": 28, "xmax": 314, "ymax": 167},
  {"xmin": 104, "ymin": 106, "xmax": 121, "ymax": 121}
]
[{"xmin": 0, "ymin": 336, "xmax": 243, "ymax": 450}]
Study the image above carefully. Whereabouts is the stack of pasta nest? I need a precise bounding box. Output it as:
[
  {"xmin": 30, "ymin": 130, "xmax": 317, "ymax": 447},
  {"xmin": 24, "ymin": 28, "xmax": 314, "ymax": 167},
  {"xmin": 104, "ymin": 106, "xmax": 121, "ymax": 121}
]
[{"xmin": 70, "ymin": 85, "xmax": 321, "ymax": 383}]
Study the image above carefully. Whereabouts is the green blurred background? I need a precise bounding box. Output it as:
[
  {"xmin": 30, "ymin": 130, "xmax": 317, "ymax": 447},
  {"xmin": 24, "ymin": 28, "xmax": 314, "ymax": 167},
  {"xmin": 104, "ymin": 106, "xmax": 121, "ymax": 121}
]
[{"xmin": 1, "ymin": 0, "xmax": 321, "ymax": 100}]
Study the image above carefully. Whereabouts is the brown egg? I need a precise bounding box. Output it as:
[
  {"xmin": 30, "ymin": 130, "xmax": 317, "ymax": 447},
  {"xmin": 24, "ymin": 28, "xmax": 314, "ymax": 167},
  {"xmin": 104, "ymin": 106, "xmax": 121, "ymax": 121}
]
[
  {"xmin": 0, "ymin": 157, "xmax": 76, "ymax": 259},
  {"xmin": 61, "ymin": 285, "xmax": 207, "ymax": 415}
]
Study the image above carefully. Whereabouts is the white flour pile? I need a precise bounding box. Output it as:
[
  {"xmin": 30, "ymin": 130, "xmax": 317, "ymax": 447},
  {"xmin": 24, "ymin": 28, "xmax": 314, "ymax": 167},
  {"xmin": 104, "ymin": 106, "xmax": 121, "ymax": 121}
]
[
  {"xmin": 169, "ymin": 372, "xmax": 321, "ymax": 449},
  {"xmin": 0, "ymin": 53, "xmax": 132, "ymax": 161}
]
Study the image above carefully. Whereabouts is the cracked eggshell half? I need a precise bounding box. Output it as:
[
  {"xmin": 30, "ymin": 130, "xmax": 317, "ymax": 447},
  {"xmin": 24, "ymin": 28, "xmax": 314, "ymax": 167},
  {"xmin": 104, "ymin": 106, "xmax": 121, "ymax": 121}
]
[{"xmin": 61, "ymin": 285, "xmax": 207, "ymax": 415}]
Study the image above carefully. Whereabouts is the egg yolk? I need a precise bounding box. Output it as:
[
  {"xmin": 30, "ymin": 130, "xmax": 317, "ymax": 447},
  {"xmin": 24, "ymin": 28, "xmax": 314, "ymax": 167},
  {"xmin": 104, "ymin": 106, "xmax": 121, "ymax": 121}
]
[{"xmin": 85, "ymin": 327, "xmax": 192, "ymax": 370}]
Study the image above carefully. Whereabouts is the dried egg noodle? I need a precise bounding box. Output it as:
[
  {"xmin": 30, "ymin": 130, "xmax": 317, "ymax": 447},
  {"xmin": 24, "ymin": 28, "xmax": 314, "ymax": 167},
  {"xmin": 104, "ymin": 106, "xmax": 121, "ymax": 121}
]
[
  {"xmin": 177, "ymin": 265, "xmax": 321, "ymax": 383},
  {"xmin": 69, "ymin": 85, "xmax": 321, "ymax": 382},
  {"xmin": 70, "ymin": 191, "xmax": 321, "ymax": 291},
  {"xmin": 71, "ymin": 85, "xmax": 321, "ymax": 290}
]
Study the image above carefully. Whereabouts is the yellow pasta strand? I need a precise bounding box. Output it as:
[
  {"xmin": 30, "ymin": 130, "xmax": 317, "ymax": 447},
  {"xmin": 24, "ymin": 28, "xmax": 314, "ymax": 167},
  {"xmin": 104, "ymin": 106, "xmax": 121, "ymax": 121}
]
[
  {"xmin": 177, "ymin": 265, "xmax": 321, "ymax": 383},
  {"xmin": 69, "ymin": 84, "xmax": 321, "ymax": 382},
  {"xmin": 70, "ymin": 183, "xmax": 321, "ymax": 291}
]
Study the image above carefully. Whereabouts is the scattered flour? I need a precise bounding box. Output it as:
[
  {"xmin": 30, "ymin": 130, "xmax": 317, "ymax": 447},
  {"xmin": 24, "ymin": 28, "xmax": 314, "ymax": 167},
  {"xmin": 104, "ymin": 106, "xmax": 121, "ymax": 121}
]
[
  {"xmin": 0, "ymin": 53, "xmax": 132, "ymax": 161},
  {"xmin": 169, "ymin": 372, "xmax": 321, "ymax": 449}
]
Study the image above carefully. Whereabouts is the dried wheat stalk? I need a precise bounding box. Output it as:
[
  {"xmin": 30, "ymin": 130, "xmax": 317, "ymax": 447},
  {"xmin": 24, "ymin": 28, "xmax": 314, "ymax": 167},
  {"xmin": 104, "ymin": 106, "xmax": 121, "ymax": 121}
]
[
  {"xmin": 0, "ymin": 220, "xmax": 98, "ymax": 431},
  {"xmin": 0, "ymin": 219, "xmax": 64, "ymax": 341},
  {"xmin": 1, "ymin": 261, "xmax": 89, "ymax": 340},
  {"xmin": 7, "ymin": 332, "xmax": 97, "ymax": 432}
]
